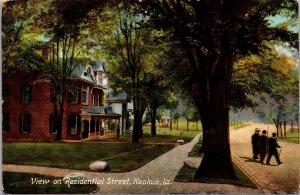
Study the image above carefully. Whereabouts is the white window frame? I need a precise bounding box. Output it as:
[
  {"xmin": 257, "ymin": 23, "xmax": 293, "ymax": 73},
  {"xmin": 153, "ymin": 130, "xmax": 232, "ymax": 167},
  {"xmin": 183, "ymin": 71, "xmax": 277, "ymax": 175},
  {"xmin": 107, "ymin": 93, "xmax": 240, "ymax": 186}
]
[
  {"xmin": 20, "ymin": 114, "xmax": 31, "ymax": 133},
  {"xmin": 69, "ymin": 115, "xmax": 79, "ymax": 135},
  {"xmin": 82, "ymin": 86, "xmax": 89, "ymax": 105},
  {"xmin": 68, "ymin": 89, "xmax": 79, "ymax": 104}
]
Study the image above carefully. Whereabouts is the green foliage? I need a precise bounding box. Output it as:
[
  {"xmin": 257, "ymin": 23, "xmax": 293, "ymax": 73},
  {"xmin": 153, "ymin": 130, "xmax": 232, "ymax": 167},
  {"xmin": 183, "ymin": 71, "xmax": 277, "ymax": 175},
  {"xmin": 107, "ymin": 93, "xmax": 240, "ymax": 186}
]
[
  {"xmin": 173, "ymin": 112, "xmax": 181, "ymax": 123},
  {"xmin": 2, "ymin": 0, "xmax": 46, "ymax": 74},
  {"xmin": 231, "ymin": 47, "xmax": 298, "ymax": 109},
  {"xmin": 182, "ymin": 102, "xmax": 201, "ymax": 122}
]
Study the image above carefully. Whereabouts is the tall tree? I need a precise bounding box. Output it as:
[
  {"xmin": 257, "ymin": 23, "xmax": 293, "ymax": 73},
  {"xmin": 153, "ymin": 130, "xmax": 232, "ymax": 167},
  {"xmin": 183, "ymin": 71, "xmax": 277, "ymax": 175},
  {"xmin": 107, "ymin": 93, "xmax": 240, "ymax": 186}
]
[
  {"xmin": 134, "ymin": 0, "xmax": 298, "ymax": 179},
  {"xmin": 173, "ymin": 112, "xmax": 181, "ymax": 130},
  {"xmin": 144, "ymin": 75, "xmax": 171, "ymax": 136},
  {"xmin": 105, "ymin": 5, "xmax": 154, "ymax": 142},
  {"xmin": 37, "ymin": 0, "xmax": 109, "ymax": 140}
]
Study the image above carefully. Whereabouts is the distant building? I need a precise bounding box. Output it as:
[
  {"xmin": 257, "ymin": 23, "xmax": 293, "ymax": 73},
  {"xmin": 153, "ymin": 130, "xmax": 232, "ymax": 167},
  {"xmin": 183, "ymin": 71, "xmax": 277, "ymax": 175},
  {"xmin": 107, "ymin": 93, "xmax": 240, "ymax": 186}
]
[
  {"xmin": 160, "ymin": 116, "xmax": 171, "ymax": 127},
  {"xmin": 106, "ymin": 92, "xmax": 133, "ymax": 134},
  {"xmin": 2, "ymin": 60, "xmax": 123, "ymax": 141}
]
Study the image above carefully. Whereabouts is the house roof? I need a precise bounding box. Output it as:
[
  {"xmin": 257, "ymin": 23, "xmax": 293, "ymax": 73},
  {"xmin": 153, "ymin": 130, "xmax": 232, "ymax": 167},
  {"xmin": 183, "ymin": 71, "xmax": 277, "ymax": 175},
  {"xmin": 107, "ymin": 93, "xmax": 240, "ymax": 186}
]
[
  {"xmin": 72, "ymin": 64, "xmax": 97, "ymax": 84},
  {"xmin": 93, "ymin": 60, "xmax": 106, "ymax": 72},
  {"xmin": 81, "ymin": 106, "xmax": 120, "ymax": 116}
]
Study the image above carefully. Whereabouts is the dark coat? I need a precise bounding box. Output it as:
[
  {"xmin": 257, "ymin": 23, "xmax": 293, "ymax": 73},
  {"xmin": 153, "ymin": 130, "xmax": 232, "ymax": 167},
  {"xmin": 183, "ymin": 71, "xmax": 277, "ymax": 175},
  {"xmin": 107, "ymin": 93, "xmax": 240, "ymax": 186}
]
[
  {"xmin": 251, "ymin": 133, "xmax": 260, "ymax": 154},
  {"xmin": 259, "ymin": 135, "xmax": 268, "ymax": 152},
  {"xmin": 268, "ymin": 137, "xmax": 280, "ymax": 152}
]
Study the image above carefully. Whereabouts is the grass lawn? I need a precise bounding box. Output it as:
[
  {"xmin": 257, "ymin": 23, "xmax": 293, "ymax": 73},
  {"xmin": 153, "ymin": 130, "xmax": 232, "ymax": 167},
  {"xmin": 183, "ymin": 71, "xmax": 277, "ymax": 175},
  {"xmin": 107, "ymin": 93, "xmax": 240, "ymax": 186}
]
[
  {"xmin": 95, "ymin": 133, "xmax": 193, "ymax": 144},
  {"xmin": 188, "ymin": 140, "xmax": 203, "ymax": 158},
  {"xmin": 175, "ymin": 164, "xmax": 256, "ymax": 189},
  {"xmin": 279, "ymin": 130, "xmax": 299, "ymax": 144},
  {"xmin": 143, "ymin": 127, "xmax": 200, "ymax": 138},
  {"xmin": 100, "ymin": 127, "xmax": 200, "ymax": 144},
  {"xmin": 3, "ymin": 142, "xmax": 174, "ymax": 172},
  {"xmin": 3, "ymin": 172, "xmax": 98, "ymax": 194}
]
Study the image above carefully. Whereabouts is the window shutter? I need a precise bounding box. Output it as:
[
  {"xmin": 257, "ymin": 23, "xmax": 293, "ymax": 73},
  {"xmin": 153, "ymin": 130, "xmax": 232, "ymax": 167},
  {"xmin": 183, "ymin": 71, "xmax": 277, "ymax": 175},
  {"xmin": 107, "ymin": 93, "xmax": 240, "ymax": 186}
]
[
  {"xmin": 19, "ymin": 114, "xmax": 22, "ymax": 133},
  {"xmin": 20, "ymin": 86, "xmax": 23, "ymax": 103},
  {"xmin": 68, "ymin": 115, "xmax": 71, "ymax": 133},
  {"xmin": 7, "ymin": 113, "xmax": 10, "ymax": 132},
  {"xmin": 77, "ymin": 115, "xmax": 81, "ymax": 134},
  {"xmin": 49, "ymin": 114, "xmax": 52, "ymax": 133},
  {"xmin": 29, "ymin": 85, "xmax": 32, "ymax": 103},
  {"xmin": 28, "ymin": 114, "xmax": 31, "ymax": 133}
]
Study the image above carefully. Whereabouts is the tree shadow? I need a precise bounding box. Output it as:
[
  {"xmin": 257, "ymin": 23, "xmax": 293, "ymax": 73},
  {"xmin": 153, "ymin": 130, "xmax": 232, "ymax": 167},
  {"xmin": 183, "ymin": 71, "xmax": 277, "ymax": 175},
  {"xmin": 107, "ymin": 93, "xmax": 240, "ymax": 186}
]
[{"xmin": 239, "ymin": 156, "xmax": 261, "ymax": 163}]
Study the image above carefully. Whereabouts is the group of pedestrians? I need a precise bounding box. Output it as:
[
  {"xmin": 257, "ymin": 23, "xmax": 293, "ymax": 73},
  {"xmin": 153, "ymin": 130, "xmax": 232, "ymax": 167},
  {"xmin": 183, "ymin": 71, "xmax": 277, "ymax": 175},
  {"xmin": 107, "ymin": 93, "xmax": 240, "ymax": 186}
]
[{"xmin": 251, "ymin": 128, "xmax": 283, "ymax": 165}]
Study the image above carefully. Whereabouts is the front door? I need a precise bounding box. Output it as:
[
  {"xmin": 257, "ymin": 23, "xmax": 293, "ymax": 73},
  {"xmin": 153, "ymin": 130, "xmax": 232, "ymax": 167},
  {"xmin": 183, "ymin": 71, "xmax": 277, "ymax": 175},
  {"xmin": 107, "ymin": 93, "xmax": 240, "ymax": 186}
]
[{"xmin": 82, "ymin": 120, "xmax": 89, "ymax": 139}]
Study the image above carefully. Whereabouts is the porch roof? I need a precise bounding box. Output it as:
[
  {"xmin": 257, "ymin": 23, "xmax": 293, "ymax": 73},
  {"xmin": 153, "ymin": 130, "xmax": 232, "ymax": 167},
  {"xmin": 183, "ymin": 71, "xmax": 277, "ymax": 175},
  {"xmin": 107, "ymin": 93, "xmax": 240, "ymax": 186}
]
[{"xmin": 81, "ymin": 106, "xmax": 121, "ymax": 116}]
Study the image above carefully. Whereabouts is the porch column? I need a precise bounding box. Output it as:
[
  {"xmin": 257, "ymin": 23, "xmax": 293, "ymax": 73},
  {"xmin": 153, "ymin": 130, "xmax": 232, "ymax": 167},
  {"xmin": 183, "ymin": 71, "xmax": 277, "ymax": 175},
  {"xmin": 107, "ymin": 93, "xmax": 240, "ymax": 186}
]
[{"xmin": 88, "ymin": 116, "xmax": 91, "ymax": 138}]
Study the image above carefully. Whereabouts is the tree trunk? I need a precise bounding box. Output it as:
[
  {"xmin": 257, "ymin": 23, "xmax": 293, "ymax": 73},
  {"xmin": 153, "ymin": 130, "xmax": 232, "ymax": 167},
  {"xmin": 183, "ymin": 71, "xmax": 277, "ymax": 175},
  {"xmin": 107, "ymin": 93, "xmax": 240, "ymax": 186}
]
[
  {"xmin": 132, "ymin": 112, "xmax": 142, "ymax": 143},
  {"xmin": 186, "ymin": 120, "xmax": 189, "ymax": 131},
  {"xmin": 297, "ymin": 118, "xmax": 299, "ymax": 134},
  {"xmin": 283, "ymin": 121, "xmax": 286, "ymax": 138},
  {"xmin": 53, "ymin": 103, "xmax": 59, "ymax": 139},
  {"xmin": 132, "ymin": 98, "xmax": 140, "ymax": 143},
  {"xmin": 280, "ymin": 121, "xmax": 283, "ymax": 138},
  {"xmin": 170, "ymin": 115, "xmax": 172, "ymax": 131},
  {"xmin": 194, "ymin": 57, "xmax": 236, "ymax": 180},
  {"xmin": 56, "ymin": 93, "xmax": 65, "ymax": 140},
  {"xmin": 177, "ymin": 121, "xmax": 178, "ymax": 130},
  {"xmin": 273, "ymin": 117, "xmax": 279, "ymax": 136},
  {"xmin": 199, "ymin": 126, "xmax": 207, "ymax": 153},
  {"xmin": 150, "ymin": 108, "xmax": 157, "ymax": 137},
  {"xmin": 291, "ymin": 123, "xmax": 293, "ymax": 133}
]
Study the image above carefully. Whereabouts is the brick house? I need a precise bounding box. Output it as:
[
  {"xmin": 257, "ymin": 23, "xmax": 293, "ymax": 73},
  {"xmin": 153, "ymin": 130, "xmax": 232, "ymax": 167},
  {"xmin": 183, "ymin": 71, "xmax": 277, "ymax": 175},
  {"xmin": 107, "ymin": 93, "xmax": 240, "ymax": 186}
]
[{"xmin": 2, "ymin": 61, "xmax": 121, "ymax": 142}]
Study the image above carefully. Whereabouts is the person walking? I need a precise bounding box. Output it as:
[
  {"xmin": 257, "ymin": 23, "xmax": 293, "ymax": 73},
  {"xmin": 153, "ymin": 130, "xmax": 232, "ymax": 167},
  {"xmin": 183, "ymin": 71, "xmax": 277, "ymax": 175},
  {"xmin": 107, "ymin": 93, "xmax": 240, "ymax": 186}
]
[
  {"xmin": 267, "ymin": 133, "xmax": 282, "ymax": 165},
  {"xmin": 251, "ymin": 128, "xmax": 260, "ymax": 159},
  {"xmin": 259, "ymin": 130, "xmax": 268, "ymax": 164}
]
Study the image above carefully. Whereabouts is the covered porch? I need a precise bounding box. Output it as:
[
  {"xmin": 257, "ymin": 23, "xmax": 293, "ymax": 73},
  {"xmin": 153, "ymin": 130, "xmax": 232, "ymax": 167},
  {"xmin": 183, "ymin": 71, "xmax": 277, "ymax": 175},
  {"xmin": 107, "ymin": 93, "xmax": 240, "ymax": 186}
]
[{"xmin": 80, "ymin": 106, "xmax": 121, "ymax": 140}]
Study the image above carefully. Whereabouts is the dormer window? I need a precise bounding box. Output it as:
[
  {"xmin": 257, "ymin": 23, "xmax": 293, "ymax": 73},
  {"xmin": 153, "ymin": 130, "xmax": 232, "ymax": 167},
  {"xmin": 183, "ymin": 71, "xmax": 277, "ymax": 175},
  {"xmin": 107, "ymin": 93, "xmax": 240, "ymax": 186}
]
[{"xmin": 84, "ymin": 67, "xmax": 92, "ymax": 76}]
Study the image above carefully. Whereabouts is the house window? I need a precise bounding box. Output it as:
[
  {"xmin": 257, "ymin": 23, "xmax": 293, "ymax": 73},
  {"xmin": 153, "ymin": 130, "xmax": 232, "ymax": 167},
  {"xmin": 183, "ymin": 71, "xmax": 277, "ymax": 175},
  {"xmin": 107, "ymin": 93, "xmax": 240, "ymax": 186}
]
[
  {"xmin": 84, "ymin": 68, "xmax": 92, "ymax": 77},
  {"xmin": 69, "ymin": 114, "xmax": 80, "ymax": 134},
  {"xmin": 2, "ymin": 113, "xmax": 10, "ymax": 132},
  {"xmin": 21, "ymin": 84, "xmax": 32, "ymax": 103},
  {"xmin": 2, "ymin": 85, "xmax": 10, "ymax": 102},
  {"xmin": 68, "ymin": 89, "xmax": 79, "ymax": 104},
  {"xmin": 93, "ymin": 91, "xmax": 101, "ymax": 106},
  {"xmin": 82, "ymin": 87, "xmax": 89, "ymax": 104},
  {"xmin": 49, "ymin": 114, "xmax": 58, "ymax": 134},
  {"xmin": 19, "ymin": 113, "xmax": 31, "ymax": 133}
]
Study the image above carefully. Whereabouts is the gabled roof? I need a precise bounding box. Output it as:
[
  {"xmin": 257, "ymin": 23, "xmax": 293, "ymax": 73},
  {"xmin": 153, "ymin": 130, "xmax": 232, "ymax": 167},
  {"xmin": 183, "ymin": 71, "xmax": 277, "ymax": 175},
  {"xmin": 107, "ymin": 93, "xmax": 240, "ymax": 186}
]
[
  {"xmin": 72, "ymin": 64, "xmax": 96, "ymax": 84},
  {"xmin": 93, "ymin": 60, "xmax": 106, "ymax": 72}
]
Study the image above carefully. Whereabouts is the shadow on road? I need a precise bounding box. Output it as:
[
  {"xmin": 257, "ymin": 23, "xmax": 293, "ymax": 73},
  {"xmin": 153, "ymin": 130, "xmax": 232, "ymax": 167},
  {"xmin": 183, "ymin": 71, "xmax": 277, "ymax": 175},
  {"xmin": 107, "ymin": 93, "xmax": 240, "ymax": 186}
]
[{"xmin": 239, "ymin": 156, "xmax": 261, "ymax": 163}]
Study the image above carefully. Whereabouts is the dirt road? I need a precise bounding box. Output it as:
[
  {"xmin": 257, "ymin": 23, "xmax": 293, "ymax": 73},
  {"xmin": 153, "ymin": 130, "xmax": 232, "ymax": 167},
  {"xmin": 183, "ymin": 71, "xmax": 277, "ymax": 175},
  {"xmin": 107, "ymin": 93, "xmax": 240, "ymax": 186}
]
[{"xmin": 230, "ymin": 123, "xmax": 300, "ymax": 193}]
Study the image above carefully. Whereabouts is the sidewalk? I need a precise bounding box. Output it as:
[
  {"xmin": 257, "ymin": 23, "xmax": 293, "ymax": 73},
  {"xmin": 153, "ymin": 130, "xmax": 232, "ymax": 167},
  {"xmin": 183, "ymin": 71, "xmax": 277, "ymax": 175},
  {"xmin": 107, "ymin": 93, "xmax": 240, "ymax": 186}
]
[
  {"xmin": 230, "ymin": 123, "xmax": 300, "ymax": 193},
  {"xmin": 232, "ymin": 152, "xmax": 282, "ymax": 193}
]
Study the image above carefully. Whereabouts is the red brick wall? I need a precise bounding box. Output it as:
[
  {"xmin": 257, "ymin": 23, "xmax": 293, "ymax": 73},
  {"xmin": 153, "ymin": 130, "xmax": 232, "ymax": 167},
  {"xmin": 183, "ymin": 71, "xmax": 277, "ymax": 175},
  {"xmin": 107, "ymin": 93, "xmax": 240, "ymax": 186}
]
[
  {"xmin": 2, "ymin": 76, "xmax": 102, "ymax": 142},
  {"xmin": 2, "ymin": 75, "xmax": 58, "ymax": 141}
]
